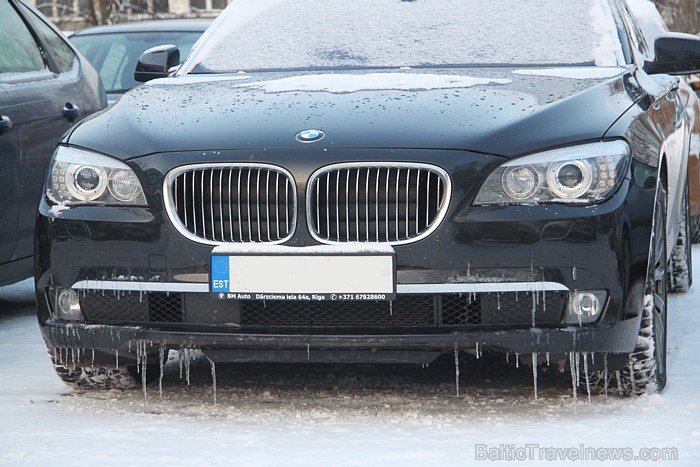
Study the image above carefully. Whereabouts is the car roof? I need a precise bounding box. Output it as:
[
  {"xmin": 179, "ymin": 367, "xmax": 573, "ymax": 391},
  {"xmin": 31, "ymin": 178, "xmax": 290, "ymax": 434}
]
[{"xmin": 71, "ymin": 19, "xmax": 211, "ymax": 36}]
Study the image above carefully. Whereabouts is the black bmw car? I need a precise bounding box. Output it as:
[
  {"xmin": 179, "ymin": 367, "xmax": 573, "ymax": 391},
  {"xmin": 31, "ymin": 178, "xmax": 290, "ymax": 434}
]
[{"xmin": 36, "ymin": 0, "xmax": 699, "ymax": 396}]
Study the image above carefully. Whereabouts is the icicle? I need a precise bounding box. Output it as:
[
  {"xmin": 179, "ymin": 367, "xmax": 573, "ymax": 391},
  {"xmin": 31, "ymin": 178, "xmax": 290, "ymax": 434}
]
[
  {"xmin": 583, "ymin": 352, "xmax": 591, "ymax": 404},
  {"xmin": 475, "ymin": 342, "xmax": 480, "ymax": 359},
  {"xmin": 546, "ymin": 352, "xmax": 550, "ymax": 366},
  {"xmin": 115, "ymin": 349, "xmax": 119, "ymax": 369},
  {"xmin": 497, "ymin": 293, "xmax": 501, "ymax": 310},
  {"xmin": 453, "ymin": 343, "xmax": 460, "ymax": 397},
  {"xmin": 532, "ymin": 352, "xmax": 539, "ymax": 400},
  {"xmin": 185, "ymin": 348, "xmax": 192, "ymax": 386},
  {"xmin": 515, "ymin": 353, "xmax": 520, "ymax": 368},
  {"xmin": 389, "ymin": 300, "xmax": 393, "ymax": 316},
  {"xmin": 515, "ymin": 291, "xmax": 519, "ymax": 302},
  {"xmin": 628, "ymin": 360, "xmax": 636, "ymax": 394},
  {"xmin": 575, "ymin": 352, "xmax": 580, "ymax": 386},
  {"xmin": 138, "ymin": 340, "xmax": 147, "ymax": 406},
  {"xmin": 306, "ymin": 344, "xmax": 310, "ymax": 361},
  {"xmin": 207, "ymin": 357, "xmax": 217, "ymax": 405},
  {"xmin": 179, "ymin": 347, "xmax": 184, "ymax": 379},
  {"xmin": 569, "ymin": 352, "xmax": 578, "ymax": 408},
  {"xmin": 158, "ymin": 345, "xmax": 165, "ymax": 399},
  {"xmin": 531, "ymin": 291, "xmax": 536, "ymax": 327},
  {"xmin": 506, "ymin": 352, "xmax": 510, "ymax": 363},
  {"xmin": 603, "ymin": 354, "xmax": 609, "ymax": 398},
  {"xmin": 615, "ymin": 370, "xmax": 623, "ymax": 395},
  {"xmin": 572, "ymin": 266, "xmax": 577, "ymax": 281},
  {"xmin": 91, "ymin": 348, "xmax": 95, "ymax": 366}
]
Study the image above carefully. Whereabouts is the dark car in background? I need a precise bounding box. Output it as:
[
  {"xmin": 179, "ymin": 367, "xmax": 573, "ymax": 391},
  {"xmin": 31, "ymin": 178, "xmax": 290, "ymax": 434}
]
[
  {"xmin": 0, "ymin": 0, "xmax": 105, "ymax": 286},
  {"xmin": 69, "ymin": 20, "xmax": 210, "ymax": 104},
  {"xmin": 36, "ymin": 0, "xmax": 699, "ymax": 396}
]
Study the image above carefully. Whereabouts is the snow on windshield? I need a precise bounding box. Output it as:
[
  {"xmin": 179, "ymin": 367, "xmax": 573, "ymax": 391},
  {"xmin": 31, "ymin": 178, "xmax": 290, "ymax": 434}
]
[{"xmin": 186, "ymin": 0, "xmax": 622, "ymax": 73}]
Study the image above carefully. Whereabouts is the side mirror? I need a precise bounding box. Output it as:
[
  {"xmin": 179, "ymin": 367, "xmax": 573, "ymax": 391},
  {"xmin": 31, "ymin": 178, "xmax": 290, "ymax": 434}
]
[
  {"xmin": 644, "ymin": 33, "xmax": 700, "ymax": 75},
  {"xmin": 134, "ymin": 45, "xmax": 180, "ymax": 83}
]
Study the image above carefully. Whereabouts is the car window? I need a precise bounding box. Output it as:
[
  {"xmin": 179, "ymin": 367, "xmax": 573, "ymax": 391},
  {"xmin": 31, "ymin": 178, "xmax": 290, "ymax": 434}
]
[
  {"xmin": 616, "ymin": 0, "xmax": 650, "ymax": 58},
  {"xmin": 188, "ymin": 0, "xmax": 624, "ymax": 73},
  {"xmin": 17, "ymin": 1, "xmax": 76, "ymax": 73},
  {"xmin": 0, "ymin": 1, "xmax": 46, "ymax": 74}
]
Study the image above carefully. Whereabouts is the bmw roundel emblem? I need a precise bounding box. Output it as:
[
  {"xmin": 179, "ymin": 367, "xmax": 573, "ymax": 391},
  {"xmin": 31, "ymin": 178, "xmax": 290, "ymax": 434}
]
[{"xmin": 296, "ymin": 129, "xmax": 325, "ymax": 143}]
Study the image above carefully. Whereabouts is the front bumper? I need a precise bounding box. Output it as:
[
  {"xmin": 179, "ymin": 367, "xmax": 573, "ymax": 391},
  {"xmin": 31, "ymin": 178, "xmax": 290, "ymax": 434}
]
[{"xmin": 35, "ymin": 148, "xmax": 656, "ymax": 365}]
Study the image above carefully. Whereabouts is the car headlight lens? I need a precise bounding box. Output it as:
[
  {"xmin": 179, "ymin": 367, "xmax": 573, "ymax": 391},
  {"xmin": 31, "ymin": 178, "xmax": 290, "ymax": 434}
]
[
  {"xmin": 47, "ymin": 146, "xmax": 147, "ymax": 206},
  {"xmin": 474, "ymin": 141, "xmax": 630, "ymax": 205}
]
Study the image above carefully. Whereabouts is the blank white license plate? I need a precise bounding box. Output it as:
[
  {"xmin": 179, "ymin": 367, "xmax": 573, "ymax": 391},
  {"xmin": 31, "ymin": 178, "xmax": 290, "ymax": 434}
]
[{"xmin": 211, "ymin": 245, "xmax": 395, "ymax": 301}]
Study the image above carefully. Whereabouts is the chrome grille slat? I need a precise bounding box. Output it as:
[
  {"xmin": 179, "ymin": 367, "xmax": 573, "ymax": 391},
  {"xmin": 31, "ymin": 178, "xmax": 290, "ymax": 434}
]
[
  {"xmin": 307, "ymin": 163, "xmax": 450, "ymax": 245},
  {"xmin": 167, "ymin": 164, "xmax": 295, "ymax": 244}
]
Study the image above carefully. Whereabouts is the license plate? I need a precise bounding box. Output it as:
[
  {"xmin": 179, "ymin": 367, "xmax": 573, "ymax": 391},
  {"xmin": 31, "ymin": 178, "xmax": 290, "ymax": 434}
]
[{"xmin": 210, "ymin": 244, "xmax": 396, "ymax": 301}]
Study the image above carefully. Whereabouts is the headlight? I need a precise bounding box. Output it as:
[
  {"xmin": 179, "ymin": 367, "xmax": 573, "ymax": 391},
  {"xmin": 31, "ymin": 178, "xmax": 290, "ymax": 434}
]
[
  {"xmin": 474, "ymin": 141, "xmax": 630, "ymax": 205},
  {"xmin": 46, "ymin": 146, "xmax": 147, "ymax": 206}
]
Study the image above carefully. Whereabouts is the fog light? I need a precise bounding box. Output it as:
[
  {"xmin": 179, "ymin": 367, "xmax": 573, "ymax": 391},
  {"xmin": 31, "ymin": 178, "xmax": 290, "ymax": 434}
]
[
  {"xmin": 566, "ymin": 290, "xmax": 606, "ymax": 324},
  {"xmin": 55, "ymin": 289, "xmax": 84, "ymax": 321}
]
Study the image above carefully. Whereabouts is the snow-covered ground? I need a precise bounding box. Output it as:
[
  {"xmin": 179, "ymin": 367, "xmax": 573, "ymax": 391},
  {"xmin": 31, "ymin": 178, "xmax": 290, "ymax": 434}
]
[{"xmin": 1, "ymin": 248, "xmax": 700, "ymax": 466}]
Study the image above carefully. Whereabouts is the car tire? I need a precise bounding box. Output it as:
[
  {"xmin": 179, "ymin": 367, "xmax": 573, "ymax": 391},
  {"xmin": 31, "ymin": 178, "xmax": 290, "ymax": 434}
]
[
  {"xmin": 668, "ymin": 182, "xmax": 693, "ymax": 292},
  {"xmin": 619, "ymin": 183, "xmax": 669, "ymax": 395},
  {"xmin": 53, "ymin": 362, "xmax": 138, "ymax": 389},
  {"xmin": 584, "ymin": 184, "xmax": 668, "ymax": 396}
]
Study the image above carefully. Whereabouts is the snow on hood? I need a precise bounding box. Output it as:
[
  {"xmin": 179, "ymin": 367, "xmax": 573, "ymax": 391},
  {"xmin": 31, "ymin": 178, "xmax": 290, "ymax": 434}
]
[{"xmin": 234, "ymin": 73, "xmax": 511, "ymax": 94}]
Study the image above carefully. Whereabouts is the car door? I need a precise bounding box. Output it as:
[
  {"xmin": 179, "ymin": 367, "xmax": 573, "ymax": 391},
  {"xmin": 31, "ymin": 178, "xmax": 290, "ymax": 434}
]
[
  {"xmin": 3, "ymin": 0, "xmax": 88, "ymax": 261},
  {"xmin": 0, "ymin": 88, "xmax": 19, "ymax": 264}
]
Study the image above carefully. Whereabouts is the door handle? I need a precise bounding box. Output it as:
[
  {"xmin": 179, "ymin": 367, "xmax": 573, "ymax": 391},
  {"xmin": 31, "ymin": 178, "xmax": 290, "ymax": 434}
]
[
  {"xmin": 0, "ymin": 115, "xmax": 12, "ymax": 133},
  {"xmin": 62, "ymin": 103, "xmax": 80, "ymax": 122}
]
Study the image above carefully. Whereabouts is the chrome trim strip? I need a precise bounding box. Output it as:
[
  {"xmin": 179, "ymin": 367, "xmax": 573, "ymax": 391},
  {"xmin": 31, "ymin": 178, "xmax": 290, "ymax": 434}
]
[
  {"xmin": 396, "ymin": 282, "xmax": 569, "ymax": 293},
  {"xmin": 163, "ymin": 163, "xmax": 297, "ymax": 246},
  {"xmin": 72, "ymin": 281, "xmax": 568, "ymax": 294},
  {"xmin": 73, "ymin": 280, "xmax": 209, "ymax": 293},
  {"xmin": 306, "ymin": 162, "xmax": 452, "ymax": 246}
]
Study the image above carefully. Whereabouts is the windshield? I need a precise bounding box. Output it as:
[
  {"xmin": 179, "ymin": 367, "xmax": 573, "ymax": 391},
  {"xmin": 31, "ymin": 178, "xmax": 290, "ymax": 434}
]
[
  {"xmin": 71, "ymin": 31, "xmax": 203, "ymax": 93},
  {"xmin": 186, "ymin": 0, "xmax": 623, "ymax": 74}
]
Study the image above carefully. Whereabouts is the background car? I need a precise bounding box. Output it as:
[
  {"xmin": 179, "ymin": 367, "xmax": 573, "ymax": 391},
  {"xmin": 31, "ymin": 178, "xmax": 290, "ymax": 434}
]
[
  {"xmin": 0, "ymin": 0, "xmax": 105, "ymax": 286},
  {"xmin": 69, "ymin": 20, "xmax": 210, "ymax": 104},
  {"xmin": 36, "ymin": 0, "xmax": 698, "ymax": 396},
  {"xmin": 627, "ymin": 0, "xmax": 700, "ymax": 244}
]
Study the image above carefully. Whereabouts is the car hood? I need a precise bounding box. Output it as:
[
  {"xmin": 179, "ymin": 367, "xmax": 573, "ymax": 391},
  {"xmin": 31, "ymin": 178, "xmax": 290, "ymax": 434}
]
[{"xmin": 68, "ymin": 67, "xmax": 638, "ymax": 161}]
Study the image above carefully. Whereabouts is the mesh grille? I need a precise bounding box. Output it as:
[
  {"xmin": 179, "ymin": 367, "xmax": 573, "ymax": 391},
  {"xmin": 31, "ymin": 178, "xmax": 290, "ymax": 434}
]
[
  {"xmin": 240, "ymin": 292, "xmax": 566, "ymax": 328},
  {"xmin": 168, "ymin": 165, "xmax": 295, "ymax": 243},
  {"xmin": 308, "ymin": 164, "xmax": 450, "ymax": 243},
  {"xmin": 77, "ymin": 291, "xmax": 566, "ymax": 328},
  {"xmin": 241, "ymin": 294, "xmax": 435, "ymax": 328},
  {"xmin": 80, "ymin": 292, "xmax": 183, "ymax": 323}
]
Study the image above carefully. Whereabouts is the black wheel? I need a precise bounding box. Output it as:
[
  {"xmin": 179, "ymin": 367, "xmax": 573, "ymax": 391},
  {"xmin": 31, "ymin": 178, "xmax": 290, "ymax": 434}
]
[
  {"xmin": 583, "ymin": 184, "xmax": 669, "ymax": 396},
  {"xmin": 53, "ymin": 363, "xmax": 138, "ymax": 389},
  {"xmin": 619, "ymin": 184, "xmax": 668, "ymax": 395},
  {"xmin": 668, "ymin": 181, "xmax": 693, "ymax": 292}
]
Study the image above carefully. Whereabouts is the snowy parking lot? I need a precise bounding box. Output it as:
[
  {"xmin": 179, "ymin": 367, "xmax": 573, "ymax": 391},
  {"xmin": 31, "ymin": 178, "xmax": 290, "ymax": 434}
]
[{"xmin": 1, "ymin": 248, "xmax": 700, "ymax": 466}]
